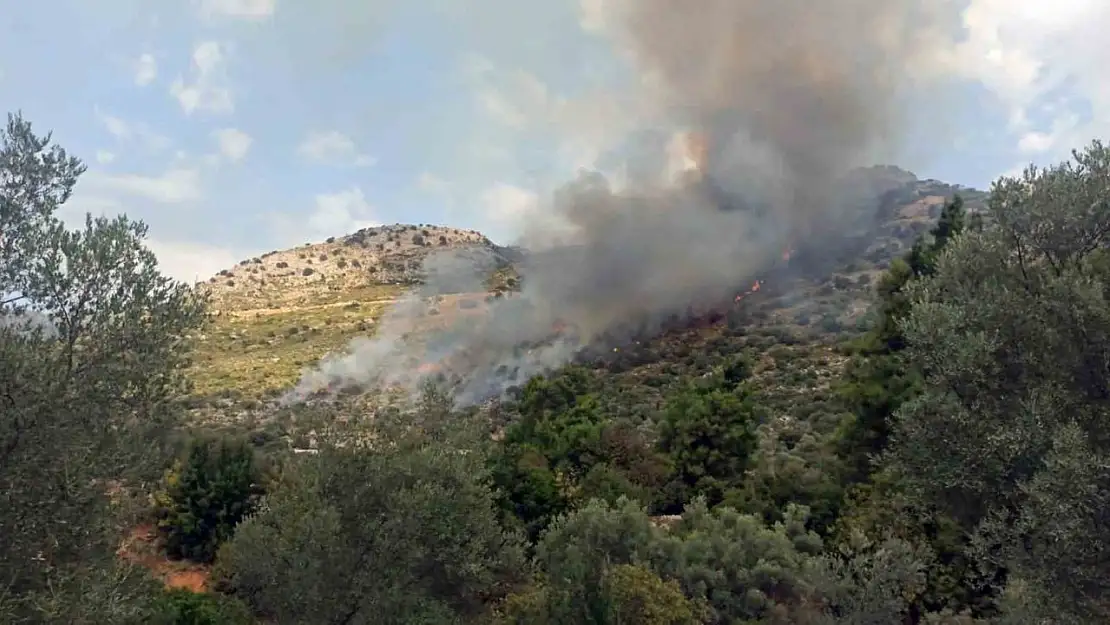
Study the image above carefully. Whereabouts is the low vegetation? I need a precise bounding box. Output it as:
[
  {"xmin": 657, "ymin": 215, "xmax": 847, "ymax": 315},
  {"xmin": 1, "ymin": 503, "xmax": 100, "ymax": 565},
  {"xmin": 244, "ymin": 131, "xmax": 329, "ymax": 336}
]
[{"xmin": 3, "ymin": 111, "xmax": 1109, "ymax": 625}]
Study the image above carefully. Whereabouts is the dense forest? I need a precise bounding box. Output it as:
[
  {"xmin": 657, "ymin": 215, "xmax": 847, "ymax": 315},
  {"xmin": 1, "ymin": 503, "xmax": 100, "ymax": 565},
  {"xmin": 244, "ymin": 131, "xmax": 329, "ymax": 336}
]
[{"xmin": 2, "ymin": 111, "xmax": 1109, "ymax": 624}]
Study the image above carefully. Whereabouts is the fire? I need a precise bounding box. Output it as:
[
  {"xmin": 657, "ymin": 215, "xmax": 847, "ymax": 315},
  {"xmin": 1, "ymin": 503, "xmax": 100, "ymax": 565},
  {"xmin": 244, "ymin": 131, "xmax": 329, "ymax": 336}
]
[
  {"xmin": 734, "ymin": 279, "xmax": 763, "ymax": 302},
  {"xmin": 685, "ymin": 131, "xmax": 709, "ymax": 173},
  {"xmin": 417, "ymin": 362, "xmax": 441, "ymax": 375}
]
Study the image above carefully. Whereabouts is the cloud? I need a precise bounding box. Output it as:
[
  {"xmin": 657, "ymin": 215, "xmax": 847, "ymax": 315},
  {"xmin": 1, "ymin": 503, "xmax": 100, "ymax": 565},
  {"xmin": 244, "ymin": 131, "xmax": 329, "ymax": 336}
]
[
  {"xmin": 95, "ymin": 150, "xmax": 115, "ymax": 164},
  {"xmin": 196, "ymin": 0, "xmax": 276, "ymax": 20},
  {"xmin": 308, "ymin": 187, "xmax": 380, "ymax": 236},
  {"xmin": 96, "ymin": 111, "xmax": 171, "ymax": 151},
  {"xmin": 170, "ymin": 41, "xmax": 234, "ymax": 115},
  {"xmin": 417, "ymin": 172, "xmax": 449, "ymax": 195},
  {"xmin": 480, "ymin": 182, "xmax": 538, "ymax": 236},
  {"xmin": 463, "ymin": 54, "xmax": 651, "ymax": 184},
  {"xmin": 145, "ymin": 237, "xmax": 241, "ymax": 284},
  {"xmin": 951, "ymin": 0, "xmax": 1110, "ymax": 166},
  {"xmin": 212, "ymin": 127, "xmax": 252, "ymax": 162},
  {"xmin": 80, "ymin": 168, "xmax": 204, "ymax": 204},
  {"xmin": 270, "ymin": 187, "xmax": 381, "ymax": 246},
  {"xmin": 474, "ymin": 70, "xmax": 550, "ymax": 129},
  {"xmin": 134, "ymin": 53, "xmax": 157, "ymax": 86},
  {"xmin": 296, "ymin": 130, "xmax": 376, "ymax": 167}
]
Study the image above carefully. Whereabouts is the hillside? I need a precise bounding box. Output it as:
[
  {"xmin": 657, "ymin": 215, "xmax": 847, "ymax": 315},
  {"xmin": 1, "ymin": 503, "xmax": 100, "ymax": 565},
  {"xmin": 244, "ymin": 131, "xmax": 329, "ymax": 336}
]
[
  {"xmin": 184, "ymin": 168, "xmax": 986, "ymax": 436},
  {"xmin": 187, "ymin": 224, "xmax": 518, "ymax": 404}
]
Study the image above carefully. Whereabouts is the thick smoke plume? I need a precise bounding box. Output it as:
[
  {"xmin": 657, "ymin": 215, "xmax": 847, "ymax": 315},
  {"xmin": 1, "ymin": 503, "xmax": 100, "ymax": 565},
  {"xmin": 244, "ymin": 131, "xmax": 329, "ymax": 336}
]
[{"xmin": 284, "ymin": 0, "xmax": 959, "ymax": 406}]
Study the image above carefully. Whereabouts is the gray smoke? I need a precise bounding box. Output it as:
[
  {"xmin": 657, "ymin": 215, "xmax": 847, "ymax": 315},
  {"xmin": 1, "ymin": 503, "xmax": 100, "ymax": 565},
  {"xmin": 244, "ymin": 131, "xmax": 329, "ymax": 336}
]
[{"xmin": 284, "ymin": 0, "xmax": 962, "ymax": 406}]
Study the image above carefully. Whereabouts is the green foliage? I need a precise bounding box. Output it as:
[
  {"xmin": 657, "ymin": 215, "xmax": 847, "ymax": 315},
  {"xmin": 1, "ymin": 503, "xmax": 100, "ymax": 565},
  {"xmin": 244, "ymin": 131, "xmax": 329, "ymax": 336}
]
[
  {"xmin": 656, "ymin": 380, "xmax": 760, "ymax": 512},
  {"xmin": 526, "ymin": 497, "xmax": 827, "ymax": 624},
  {"xmin": 884, "ymin": 141, "xmax": 1110, "ymax": 621},
  {"xmin": 214, "ymin": 403, "xmax": 527, "ymax": 624},
  {"xmin": 155, "ymin": 435, "xmax": 263, "ymax": 563},
  {"xmin": 0, "ymin": 112, "xmax": 209, "ymax": 620},
  {"xmin": 602, "ymin": 564, "xmax": 708, "ymax": 625},
  {"xmin": 835, "ymin": 194, "xmax": 967, "ymax": 481},
  {"xmin": 150, "ymin": 589, "xmax": 253, "ymax": 625},
  {"xmin": 493, "ymin": 367, "xmax": 671, "ymax": 540}
]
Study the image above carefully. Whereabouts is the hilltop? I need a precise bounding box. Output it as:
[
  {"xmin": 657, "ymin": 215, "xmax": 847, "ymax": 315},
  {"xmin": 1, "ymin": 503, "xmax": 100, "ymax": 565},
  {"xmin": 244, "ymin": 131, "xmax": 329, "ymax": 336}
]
[
  {"xmin": 187, "ymin": 223, "xmax": 520, "ymax": 404},
  {"xmin": 184, "ymin": 167, "xmax": 985, "ymax": 433}
]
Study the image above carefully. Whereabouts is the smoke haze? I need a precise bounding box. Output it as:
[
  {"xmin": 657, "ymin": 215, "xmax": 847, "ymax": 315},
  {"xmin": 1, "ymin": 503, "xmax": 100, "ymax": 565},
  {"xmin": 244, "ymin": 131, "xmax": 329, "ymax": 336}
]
[{"xmin": 285, "ymin": 0, "xmax": 964, "ymax": 406}]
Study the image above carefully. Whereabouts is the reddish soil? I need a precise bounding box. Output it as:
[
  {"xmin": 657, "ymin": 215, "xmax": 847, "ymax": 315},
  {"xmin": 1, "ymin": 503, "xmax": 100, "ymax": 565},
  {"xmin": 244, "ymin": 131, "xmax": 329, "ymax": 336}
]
[{"xmin": 117, "ymin": 524, "xmax": 211, "ymax": 592}]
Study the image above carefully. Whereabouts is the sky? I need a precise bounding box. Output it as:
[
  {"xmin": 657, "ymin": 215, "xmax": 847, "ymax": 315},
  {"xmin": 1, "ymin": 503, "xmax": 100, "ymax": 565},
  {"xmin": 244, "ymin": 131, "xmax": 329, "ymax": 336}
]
[{"xmin": 0, "ymin": 0, "xmax": 1107, "ymax": 282}]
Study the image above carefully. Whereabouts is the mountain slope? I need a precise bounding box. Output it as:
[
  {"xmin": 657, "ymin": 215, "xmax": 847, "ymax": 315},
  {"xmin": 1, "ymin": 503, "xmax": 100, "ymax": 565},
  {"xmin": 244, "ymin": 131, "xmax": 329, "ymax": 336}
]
[
  {"xmin": 187, "ymin": 224, "xmax": 510, "ymax": 403},
  {"xmin": 184, "ymin": 169, "xmax": 986, "ymax": 430}
]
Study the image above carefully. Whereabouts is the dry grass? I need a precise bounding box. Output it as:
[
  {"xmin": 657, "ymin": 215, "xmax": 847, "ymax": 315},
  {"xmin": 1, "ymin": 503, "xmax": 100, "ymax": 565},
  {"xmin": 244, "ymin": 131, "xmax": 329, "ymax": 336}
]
[
  {"xmin": 188, "ymin": 285, "xmax": 404, "ymax": 398},
  {"xmin": 185, "ymin": 223, "xmax": 496, "ymax": 402}
]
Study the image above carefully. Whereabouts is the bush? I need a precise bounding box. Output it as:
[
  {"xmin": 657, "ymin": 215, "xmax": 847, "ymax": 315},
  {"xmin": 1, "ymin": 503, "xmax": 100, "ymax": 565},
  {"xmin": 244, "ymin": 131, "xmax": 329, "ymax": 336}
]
[
  {"xmin": 150, "ymin": 588, "xmax": 252, "ymax": 625},
  {"xmin": 154, "ymin": 436, "xmax": 263, "ymax": 563}
]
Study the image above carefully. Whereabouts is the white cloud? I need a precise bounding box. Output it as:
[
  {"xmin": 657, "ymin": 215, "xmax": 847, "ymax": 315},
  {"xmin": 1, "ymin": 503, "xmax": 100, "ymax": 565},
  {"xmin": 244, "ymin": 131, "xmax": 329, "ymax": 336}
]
[
  {"xmin": 134, "ymin": 53, "xmax": 157, "ymax": 86},
  {"xmin": 95, "ymin": 150, "xmax": 115, "ymax": 164},
  {"xmin": 478, "ymin": 182, "xmax": 577, "ymax": 247},
  {"xmin": 474, "ymin": 69, "xmax": 550, "ymax": 129},
  {"xmin": 96, "ymin": 111, "xmax": 171, "ymax": 151},
  {"xmin": 212, "ymin": 127, "xmax": 252, "ymax": 162},
  {"xmin": 576, "ymin": 0, "xmax": 620, "ymax": 34},
  {"xmin": 478, "ymin": 182, "xmax": 541, "ymax": 243},
  {"xmin": 296, "ymin": 130, "xmax": 376, "ymax": 166},
  {"xmin": 197, "ymin": 0, "xmax": 276, "ymax": 20},
  {"xmin": 482, "ymin": 182, "xmax": 537, "ymax": 223},
  {"xmin": 170, "ymin": 41, "xmax": 234, "ymax": 115},
  {"xmin": 466, "ymin": 55, "xmax": 647, "ymax": 180},
  {"xmin": 417, "ymin": 172, "xmax": 449, "ymax": 195},
  {"xmin": 80, "ymin": 168, "xmax": 204, "ymax": 204},
  {"xmin": 951, "ymin": 0, "xmax": 1110, "ymax": 168},
  {"xmin": 310, "ymin": 188, "xmax": 380, "ymax": 234},
  {"xmin": 145, "ymin": 238, "xmax": 241, "ymax": 284}
]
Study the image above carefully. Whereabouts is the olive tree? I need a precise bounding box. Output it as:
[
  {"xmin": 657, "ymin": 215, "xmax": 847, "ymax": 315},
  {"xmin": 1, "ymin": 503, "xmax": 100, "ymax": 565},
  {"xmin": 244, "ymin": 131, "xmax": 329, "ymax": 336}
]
[
  {"xmin": 884, "ymin": 141, "xmax": 1110, "ymax": 622},
  {"xmin": 214, "ymin": 397, "xmax": 528, "ymax": 624},
  {"xmin": 0, "ymin": 112, "xmax": 209, "ymax": 622}
]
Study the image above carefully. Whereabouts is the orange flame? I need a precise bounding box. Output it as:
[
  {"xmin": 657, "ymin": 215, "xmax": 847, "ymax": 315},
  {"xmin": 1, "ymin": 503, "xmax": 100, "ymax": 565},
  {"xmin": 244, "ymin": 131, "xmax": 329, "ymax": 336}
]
[
  {"xmin": 417, "ymin": 362, "xmax": 441, "ymax": 375},
  {"xmin": 685, "ymin": 131, "xmax": 709, "ymax": 174},
  {"xmin": 734, "ymin": 279, "xmax": 763, "ymax": 302}
]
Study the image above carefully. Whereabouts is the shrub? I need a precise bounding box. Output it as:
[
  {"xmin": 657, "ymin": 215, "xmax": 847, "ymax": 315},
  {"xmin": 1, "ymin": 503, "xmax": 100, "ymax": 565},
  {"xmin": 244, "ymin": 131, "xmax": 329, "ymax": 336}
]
[
  {"xmin": 150, "ymin": 588, "xmax": 253, "ymax": 625},
  {"xmin": 302, "ymin": 267, "xmax": 314, "ymax": 276},
  {"xmin": 154, "ymin": 436, "xmax": 263, "ymax": 563}
]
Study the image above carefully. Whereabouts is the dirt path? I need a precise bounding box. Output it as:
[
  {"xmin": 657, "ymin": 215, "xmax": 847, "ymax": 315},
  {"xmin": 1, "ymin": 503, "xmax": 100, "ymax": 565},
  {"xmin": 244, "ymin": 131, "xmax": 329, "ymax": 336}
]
[{"xmin": 226, "ymin": 297, "xmax": 400, "ymax": 319}]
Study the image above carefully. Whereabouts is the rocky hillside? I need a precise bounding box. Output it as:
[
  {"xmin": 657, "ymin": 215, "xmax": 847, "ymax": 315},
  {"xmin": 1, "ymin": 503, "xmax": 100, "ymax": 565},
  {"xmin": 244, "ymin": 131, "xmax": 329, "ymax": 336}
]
[
  {"xmin": 185, "ymin": 168, "xmax": 986, "ymax": 432},
  {"xmin": 199, "ymin": 223, "xmax": 504, "ymax": 312}
]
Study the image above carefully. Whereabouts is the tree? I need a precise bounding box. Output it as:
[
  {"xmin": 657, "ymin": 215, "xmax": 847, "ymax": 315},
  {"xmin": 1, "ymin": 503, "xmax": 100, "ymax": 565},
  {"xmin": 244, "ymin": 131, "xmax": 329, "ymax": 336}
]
[
  {"xmin": 0, "ymin": 112, "xmax": 209, "ymax": 621},
  {"xmin": 214, "ymin": 400, "xmax": 527, "ymax": 624},
  {"xmin": 884, "ymin": 141, "xmax": 1110, "ymax": 622},
  {"xmin": 523, "ymin": 497, "xmax": 828, "ymax": 624},
  {"xmin": 835, "ymin": 194, "xmax": 968, "ymax": 481},
  {"xmin": 656, "ymin": 381, "xmax": 760, "ymax": 512},
  {"xmin": 154, "ymin": 435, "xmax": 263, "ymax": 563}
]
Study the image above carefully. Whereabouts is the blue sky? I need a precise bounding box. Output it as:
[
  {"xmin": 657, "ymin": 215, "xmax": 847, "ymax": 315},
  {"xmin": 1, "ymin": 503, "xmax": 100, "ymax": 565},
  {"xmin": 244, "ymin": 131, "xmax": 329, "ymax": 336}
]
[{"xmin": 1, "ymin": 0, "xmax": 1107, "ymax": 281}]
